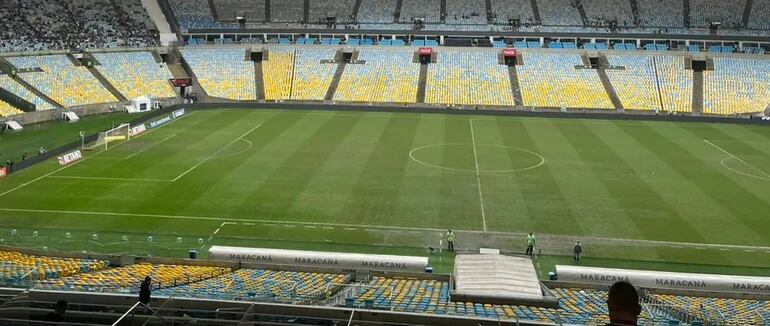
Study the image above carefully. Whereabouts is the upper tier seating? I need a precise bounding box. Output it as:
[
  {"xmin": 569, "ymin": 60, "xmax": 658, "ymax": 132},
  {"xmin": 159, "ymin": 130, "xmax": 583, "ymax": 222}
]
[
  {"xmin": 536, "ymin": 0, "xmax": 583, "ymax": 26},
  {"xmin": 0, "ymin": 250, "xmax": 107, "ymax": 286},
  {"xmin": 517, "ymin": 52, "xmax": 613, "ymax": 109},
  {"xmin": 155, "ymin": 269, "xmax": 350, "ymax": 304},
  {"xmin": 168, "ymin": 0, "xmax": 232, "ymax": 30},
  {"xmin": 426, "ymin": 51, "xmax": 515, "ymax": 106},
  {"xmin": 92, "ymin": 52, "xmax": 176, "ymax": 99},
  {"xmin": 7, "ymin": 55, "xmax": 117, "ymax": 107},
  {"xmin": 489, "ymin": 0, "xmax": 536, "ymax": 24},
  {"xmin": 655, "ymin": 55, "xmax": 692, "ymax": 112},
  {"xmin": 605, "ymin": 54, "xmax": 662, "ymax": 111},
  {"xmin": 399, "ymin": 0, "xmax": 442, "ymax": 23},
  {"xmin": 0, "ymin": 100, "xmax": 22, "ymax": 117},
  {"xmin": 0, "ymin": 0, "xmax": 158, "ymax": 52},
  {"xmin": 637, "ymin": 0, "xmax": 684, "ymax": 27},
  {"xmin": 289, "ymin": 49, "xmax": 338, "ymax": 100},
  {"xmin": 309, "ymin": 0, "xmax": 356, "ymax": 23},
  {"xmin": 689, "ymin": 0, "xmax": 746, "ymax": 28},
  {"xmin": 445, "ymin": 0, "xmax": 487, "ymax": 25},
  {"xmin": 271, "ymin": 0, "xmax": 304, "ymax": 22},
  {"xmin": 0, "ymin": 75, "xmax": 56, "ymax": 111},
  {"xmin": 181, "ymin": 48, "xmax": 256, "ymax": 101},
  {"xmin": 703, "ymin": 57, "xmax": 770, "ymax": 115},
  {"xmin": 581, "ymin": 0, "xmax": 635, "ymax": 26},
  {"xmin": 748, "ymin": 0, "xmax": 770, "ymax": 29},
  {"xmin": 334, "ymin": 49, "xmax": 420, "ymax": 103},
  {"xmin": 357, "ymin": 0, "xmax": 398, "ymax": 23},
  {"xmin": 212, "ymin": 0, "xmax": 266, "ymax": 22},
  {"xmin": 262, "ymin": 49, "xmax": 294, "ymax": 100},
  {"xmin": 36, "ymin": 263, "xmax": 230, "ymax": 292}
]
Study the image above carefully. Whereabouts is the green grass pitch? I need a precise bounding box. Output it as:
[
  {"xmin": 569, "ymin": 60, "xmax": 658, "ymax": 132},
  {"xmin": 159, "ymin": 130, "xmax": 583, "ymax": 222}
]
[{"xmin": 0, "ymin": 108, "xmax": 769, "ymax": 275}]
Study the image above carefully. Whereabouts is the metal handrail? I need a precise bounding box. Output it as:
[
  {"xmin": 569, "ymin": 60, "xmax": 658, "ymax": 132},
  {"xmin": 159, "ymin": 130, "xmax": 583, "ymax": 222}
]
[{"xmin": 112, "ymin": 301, "xmax": 141, "ymax": 326}]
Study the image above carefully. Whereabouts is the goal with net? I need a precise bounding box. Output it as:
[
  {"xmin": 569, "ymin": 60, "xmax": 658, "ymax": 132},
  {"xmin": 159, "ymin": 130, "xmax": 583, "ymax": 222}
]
[{"xmin": 92, "ymin": 123, "xmax": 130, "ymax": 150}]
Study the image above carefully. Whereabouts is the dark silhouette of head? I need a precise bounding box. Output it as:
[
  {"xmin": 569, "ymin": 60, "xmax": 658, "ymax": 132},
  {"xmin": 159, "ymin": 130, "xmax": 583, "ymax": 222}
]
[
  {"xmin": 607, "ymin": 281, "xmax": 641, "ymax": 325},
  {"xmin": 54, "ymin": 300, "xmax": 67, "ymax": 314},
  {"xmin": 144, "ymin": 276, "xmax": 151, "ymax": 283}
]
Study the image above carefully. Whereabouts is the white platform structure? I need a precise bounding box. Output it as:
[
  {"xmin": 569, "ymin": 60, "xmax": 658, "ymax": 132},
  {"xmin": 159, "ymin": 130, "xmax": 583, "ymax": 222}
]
[
  {"xmin": 125, "ymin": 96, "xmax": 153, "ymax": 113},
  {"xmin": 452, "ymin": 254, "xmax": 558, "ymax": 307},
  {"xmin": 62, "ymin": 111, "xmax": 80, "ymax": 122},
  {"xmin": 4, "ymin": 120, "xmax": 23, "ymax": 131}
]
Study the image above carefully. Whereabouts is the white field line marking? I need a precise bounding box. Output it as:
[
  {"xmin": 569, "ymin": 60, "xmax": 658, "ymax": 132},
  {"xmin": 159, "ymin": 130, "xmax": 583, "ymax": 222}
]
[
  {"xmin": 0, "ymin": 115, "xmax": 189, "ymax": 197},
  {"xmin": 207, "ymin": 222, "xmax": 229, "ymax": 242},
  {"xmin": 704, "ymin": 139, "xmax": 770, "ymax": 180},
  {"xmin": 3, "ymin": 207, "xmax": 770, "ymax": 253},
  {"xmin": 469, "ymin": 119, "xmax": 487, "ymax": 232},
  {"xmin": 171, "ymin": 123, "xmax": 263, "ymax": 182},
  {"xmin": 124, "ymin": 133, "xmax": 178, "ymax": 159},
  {"xmin": 47, "ymin": 176, "xmax": 172, "ymax": 182}
]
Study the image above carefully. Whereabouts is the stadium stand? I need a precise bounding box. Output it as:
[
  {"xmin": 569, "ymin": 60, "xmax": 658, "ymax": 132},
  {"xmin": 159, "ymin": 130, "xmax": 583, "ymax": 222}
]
[
  {"xmin": 637, "ymin": 0, "xmax": 684, "ymax": 28},
  {"xmin": 289, "ymin": 49, "xmax": 338, "ymax": 100},
  {"xmin": 36, "ymin": 263, "xmax": 230, "ymax": 292},
  {"xmin": 535, "ymin": 0, "xmax": 584, "ymax": 26},
  {"xmin": 651, "ymin": 293, "xmax": 770, "ymax": 324},
  {"xmin": 0, "ymin": 0, "xmax": 157, "ymax": 52},
  {"xmin": 92, "ymin": 52, "xmax": 176, "ymax": 100},
  {"xmin": 0, "ymin": 100, "xmax": 22, "ymax": 117},
  {"xmin": 655, "ymin": 55, "xmax": 693, "ymax": 113},
  {"xmin": 489, "ymin": 0, "xmax": 536, "ymax": 25},
  {"xmin": 180, "ymin": 48, "xmax": 256, "ymax": 101},
  {"xmin": 0, "ymin": 250, "xmax": 107, "ymax": 285},
  {"xmin": 7, "ymin": 55, "xmax": 117, "ymax": 107},
  {"xmin": 445, "ymin": 0, "xmax": 487, "ymax": 25},
  {"xmin": 155, "ymin": 269, "xmax": 350, "ymax": 303},
  {"xmin": 605, "ymin": 54, "xmax": 662, "ymax": 111},
  {"xmin": 357, "ymin": 0, "xmax": 398, "ymax": 23},
  {"xmin": 689, "ymin": 0, "xmax": 746, "ymax": 29},
  {"xmin": 309, "ymin": 0, "xmax": 357, "ymax": 23},
  {"xmin": 581, "ymin": 0, "xmax": 635, "ymax": 27},
  {"xmin": 271, "ymin": 0, "xmax": 305, "ymax": 22},
  {"xmin": 0, "ymin": 75, "xmax": 56, "ymax": 111},
  {"xmin": 334, "ymin": 49, "xmax": 420, "ymax": 103},
  {"xmin": 425, "ymin": 51, "xmax": 515, "ymax": 106},
  {"xmin": 168, "ymin": 0, "xmax": 229, "ymax": 30},
  {"xmin": 703, "ymin": 57, "xmax": 770, "ymax": 115},
  {"xmin": 399, "ymin": 0, "xmax": 442, "ymax": 23},
  {"xmin": 517, "ymin": 52, "xmax": 614, "ymax": 109},
  {"xmin": 212, "ymin": 0, "xmax": 267, "ymax": 22}
]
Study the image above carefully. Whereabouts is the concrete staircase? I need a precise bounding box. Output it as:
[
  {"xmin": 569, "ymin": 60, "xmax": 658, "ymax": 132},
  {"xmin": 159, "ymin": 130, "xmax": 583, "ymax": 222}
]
[
  {"xmin": 484, "ymin": 0, "xmax": 493, "ymax": 23},
  {"xmin": 597, "ymin": 68, "xmax": 624, "ymax": 111},
  {"xmin": 742, "ymin": 0, "xmax": 754, "ymax": 29},
  {"xmin": 207, "ymin": 0, "xmax": 220, "ymax": 20},
  {"xmin": 10, "ymin": 75, "xmax": 63, "ymax": 109},
  {"xmin": 629, "ymin": 0, "xmax": 640, "ymax": 26},
  {"xmin": 352, "ymin": 0, "xmax": 363, "ymax": 21},
  {"xmin": 141, "ymin": 0, "xmax": 178, "ymax": 45},
  {"xmin": 440, "ymin": 0, "xmax": 447, "ymax": 23},
  {"xmin": 692, "ymin": 70, "xmax": 704, "ymax": 115},
  {"xmin": 507, "ymin": 65, "xmax": 523, "ymax": 106},
  {"xmin": 576, "ymin": 1, "xmax": 588, "ymax": 26},
  {"xmin": 394, "ymin": 0, "xmax": 403, "ymax": 22},
  {"xmin": 324, "ymin": 62, "xmax": 346, "ymax": 101},
  {"xmin": 530, "ymin": 0, "xmax": 541, "ymax": 22},
  {"xmin": 683, "ymin": 0, "xmax": 690, "ymax": 28},
  {"xmin": 417, "ymin": 64, "xmax": 428, "ymax": 103},
  {"xmin": 265, "ymin": 0, "xmax": 271, "ymax": 21},
  {"xmin": 254, "ymin": 62, "xmax": 265, "ymax": 100},
  {"xmin": 303, "ymin": 0, "xmax": 310, "ymax": 22}
]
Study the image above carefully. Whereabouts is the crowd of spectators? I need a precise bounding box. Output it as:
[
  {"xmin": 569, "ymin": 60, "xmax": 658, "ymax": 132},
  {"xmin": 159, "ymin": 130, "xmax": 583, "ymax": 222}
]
[{"xmin": 0, "ymin": 0, "xmax": 158, "ymax": 52}]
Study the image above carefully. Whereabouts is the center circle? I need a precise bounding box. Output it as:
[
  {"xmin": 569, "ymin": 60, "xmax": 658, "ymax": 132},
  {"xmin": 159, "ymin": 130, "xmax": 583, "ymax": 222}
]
[{"xmin": 409, "ymin": 143, "xmax": 545, "ymax": 173}]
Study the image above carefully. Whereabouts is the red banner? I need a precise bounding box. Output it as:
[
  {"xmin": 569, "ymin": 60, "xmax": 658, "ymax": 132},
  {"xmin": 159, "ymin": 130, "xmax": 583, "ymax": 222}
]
[
  {"xmin": 503, "ymin": 48, "xmax": 517, "ymax": 58},
  {"xmin": 419, "ymin": 47, "xmax": 433, "ymax": 56}
]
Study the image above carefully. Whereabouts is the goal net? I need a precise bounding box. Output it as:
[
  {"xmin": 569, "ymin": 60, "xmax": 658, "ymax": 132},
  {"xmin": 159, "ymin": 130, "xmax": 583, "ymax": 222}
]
[{"xmin": 93, "ymin": 123, "xmax": 130, "ymax": 150}]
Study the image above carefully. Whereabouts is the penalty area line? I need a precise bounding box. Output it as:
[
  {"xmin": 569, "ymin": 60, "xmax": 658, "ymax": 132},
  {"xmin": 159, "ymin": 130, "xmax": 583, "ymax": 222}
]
[
  {"xmin": 171, "ymin": 123, "xmax": 263, "ymax": 182},
  {"xmin": 704, "ymin": 139, "xmax": 770, "ymax": 180}
]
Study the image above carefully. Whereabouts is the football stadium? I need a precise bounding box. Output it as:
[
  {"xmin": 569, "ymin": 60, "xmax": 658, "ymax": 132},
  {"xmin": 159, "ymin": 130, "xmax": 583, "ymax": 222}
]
[{"xmin": 0, "ymin": 0, "xmax": 769, "ymax": 325}]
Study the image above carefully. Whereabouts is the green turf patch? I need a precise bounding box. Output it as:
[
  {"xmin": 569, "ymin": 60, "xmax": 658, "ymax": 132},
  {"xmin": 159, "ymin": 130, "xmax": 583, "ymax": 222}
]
[{"xmin": 0, "ymin": 108, "xmax": 768, "ymax": 277}]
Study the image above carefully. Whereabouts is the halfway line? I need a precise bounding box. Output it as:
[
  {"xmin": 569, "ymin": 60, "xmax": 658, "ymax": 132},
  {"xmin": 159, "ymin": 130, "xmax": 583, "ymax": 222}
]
[{"xmin": 469, "ymin": 118, "xmax": 487, "ymax": 232}]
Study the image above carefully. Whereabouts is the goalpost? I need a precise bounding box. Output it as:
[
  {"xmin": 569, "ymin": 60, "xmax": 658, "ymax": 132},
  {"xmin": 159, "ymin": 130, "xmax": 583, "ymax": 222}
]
[{"xmin": 93, "ymin": 123, "xmax": 130, "ymax": 150}]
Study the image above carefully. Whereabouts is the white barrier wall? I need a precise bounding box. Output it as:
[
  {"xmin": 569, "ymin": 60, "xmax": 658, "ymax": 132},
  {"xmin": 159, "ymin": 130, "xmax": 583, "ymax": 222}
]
[
  {"xmin": 208, "ymin": 246, "xmax": 429, "ymax": 272},
  {"xmin": 556, "ymin": 265, "xmax": 770, "ymax": 295}
]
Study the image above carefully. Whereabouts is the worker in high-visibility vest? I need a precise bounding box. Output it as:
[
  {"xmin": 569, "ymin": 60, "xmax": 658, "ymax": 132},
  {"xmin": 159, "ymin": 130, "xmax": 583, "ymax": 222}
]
[{"xmin": 446, "ymin": 230, "xmax": 455, "ymax": 252}]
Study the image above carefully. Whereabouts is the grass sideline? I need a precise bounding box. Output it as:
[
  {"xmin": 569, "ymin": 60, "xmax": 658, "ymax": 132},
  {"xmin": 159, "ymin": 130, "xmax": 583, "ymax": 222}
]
[{"xmin": 0, "ymin": 108, "xmax": 769, "ymax": 276}]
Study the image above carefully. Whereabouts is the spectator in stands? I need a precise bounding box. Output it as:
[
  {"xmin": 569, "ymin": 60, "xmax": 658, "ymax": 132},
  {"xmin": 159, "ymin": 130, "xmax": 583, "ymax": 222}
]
[
  {"xmin": 446, "ymin": 230, "xmax": 455, "ymax": 252},
  {"xmin": 607, "ymin": 281, "xmax": 642, "ymax": 326},
  {"xmin": 43, "ymin": 300, "xmax": 67, "ymax": 322},
  {"xmin": 573, "ymin": 240, "xmax": 582, "ymax": 262},
  {"xmin": 139, "ymin": 276, "xmax": 152, "ymax": 305},
  {"xmin": 525, "ymin": 232, "xmax": 536, "ymax": 255}
]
